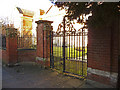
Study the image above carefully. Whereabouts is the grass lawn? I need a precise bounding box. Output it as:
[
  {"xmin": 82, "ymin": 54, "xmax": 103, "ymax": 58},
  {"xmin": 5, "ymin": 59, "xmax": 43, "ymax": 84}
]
[
  {"xmin": 52, "ymin": 46, "xmax": 87, "ymax": 77},
  {"xmin": 53, "ymin": 46, "xmax": 87, "ymax": 58}
]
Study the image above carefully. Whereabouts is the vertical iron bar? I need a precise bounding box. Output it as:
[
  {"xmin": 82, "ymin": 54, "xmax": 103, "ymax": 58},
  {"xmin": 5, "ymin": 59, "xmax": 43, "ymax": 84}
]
[
  {"xmin": 56, "ymin": 36, "xmax": 57, "ymax": 68},
  {"xmin": 77, "ymin": 34, "xmax": 78, "ymax": 74},
  {"xmin": 71, "ymin": 34, "xmax": 72, "ymax": 59},
  {"xmin": 22, "ymin": 37, "xmax": 23, "ymax": 48},
  {"xmin": 82, "ymin": 28, "xmax": 83, "ymax": 76},
  {"xmin": 56, "ymin": 37, "xmax": 58, "ymax": 69},
  {"xmin": 58, "ymin": 36, "xmax": 60, "ymax": 69},
  {"xmin": 68, "ymin": 25, "xmax": 70, "ymax": 72},
  {"xmin": 50, "ymin": 30, "xmax": 52, "ymax": 68},
  {"xmin": 16, "ymin": 37, "xmax": 18, "ymax": 48},
  {"xmin": 82, "ymin": 14, "xmax": 84, "ymax": 76},
  {"xmin": 63, "ymin": 16, "xmax": 65, "ymax": 72},
  {"xmin": 23, "ymin": 37, "xmax": 25, "ymax": 48},
  {"xmin": 20, "ymin": 37, "xmax": 21, "ymax": 48},
  {"xmin": 46, "ymin": 30, "xmax": 48, "ymax": 63},
  {"xmin": 79, "ymin": 33, "xmax": 80, "ymax": 59},
  {"xmin": 16, "ymin": 36, "xmax": 18, "ymax": 63},
  {"xmin": 18, "ymin": 37, "xmax": 19, "ymax": 48},
  {"xmin": 79, "ymin": 32, "xmax": 80, "ymax": 75},
  {"xmin": 60, "ymin": 35, "xmax": 62, "ymax": 69},
  {"xmin": 52, "ymin": 31, "xmax": 54, "ymax": 68},
  {"xmin": 42, "ymin": 31, "xmax": 45, "ymax": 67},
  {"xmin": 76, "ymin": 35, "xmax": 78, "ymax": 59},
  {"xmin": 19, "ymin": 37, "xmax": 22, "ymax": 48},
  {"xmin": 60, "ymin": 35, "xmax": 61, "ymax": 60},
  {"xmin": 83, "ymin": 29, "xmax": 85, "ymax": 76},
  {"xmin": 55, "ymin": 37, "xmax": 56, "ymax": 68},
  {"xmin": 70, "ymin": 26, "xmax": 72, "ymax": 73},
  {"xmin": 74, "ymin": 32, "xmax": 75, "ymax": 59},
  {"xmin": 69, "ymin": 34, "xmax": 70, "ymax": 59}
]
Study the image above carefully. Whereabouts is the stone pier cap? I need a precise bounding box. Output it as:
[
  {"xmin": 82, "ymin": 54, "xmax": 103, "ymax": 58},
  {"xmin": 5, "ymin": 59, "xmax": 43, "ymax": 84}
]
[{"xmin": 35, "ymin": 20, "xmax": 53, "ymax": 24}]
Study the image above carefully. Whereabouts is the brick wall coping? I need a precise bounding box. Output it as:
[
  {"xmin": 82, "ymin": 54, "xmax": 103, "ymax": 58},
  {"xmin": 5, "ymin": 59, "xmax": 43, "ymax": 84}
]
[
  {"xmin": 17, "ymin": 49, "xmax": 36, "ymax": 51},
  {"xmin": 35, "ymin": 20, "xmax": 53, "ymax": 24},
  {"xmin": 88, "ymin": 67, "xmax": 118, "ymax": 82}
]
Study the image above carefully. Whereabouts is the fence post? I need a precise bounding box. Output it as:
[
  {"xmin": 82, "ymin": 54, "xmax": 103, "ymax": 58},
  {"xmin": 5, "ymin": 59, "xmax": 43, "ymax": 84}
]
[
  {"xmin": 6, "ymin": 28, "xmax": 18, "ymax": 66},
  {"xmin": 63, "ymin": 16, "xmax": 65, "ymax": 72},
  {"xmin": 35, "ymin": 20, "xmax": 53, "ymax": 68}
]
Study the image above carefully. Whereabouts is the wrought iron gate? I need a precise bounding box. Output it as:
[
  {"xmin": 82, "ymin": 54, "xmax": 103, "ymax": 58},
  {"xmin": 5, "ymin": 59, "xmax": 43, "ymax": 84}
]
[{"xmin": 50, "ymin": 16, "xmax": 88, "ymax": 78}]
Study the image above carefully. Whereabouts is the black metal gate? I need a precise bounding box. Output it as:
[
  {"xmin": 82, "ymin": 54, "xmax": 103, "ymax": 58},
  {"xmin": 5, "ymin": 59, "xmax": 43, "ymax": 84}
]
[{"xmin": 50, "ymin": 16, "xmax": 88, "ymax": 78}]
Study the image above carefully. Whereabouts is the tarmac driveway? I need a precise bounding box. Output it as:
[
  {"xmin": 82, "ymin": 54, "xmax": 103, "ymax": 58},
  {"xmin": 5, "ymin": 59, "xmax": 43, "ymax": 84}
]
[{"xmin": 2, "ymin": 62, "xmax": 112, "ymax": 88}]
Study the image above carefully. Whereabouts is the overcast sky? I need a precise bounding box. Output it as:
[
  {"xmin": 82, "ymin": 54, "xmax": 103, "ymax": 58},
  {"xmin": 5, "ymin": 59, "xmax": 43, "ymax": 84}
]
[{"xmin": 0, "ymin": 0, "xmax": 53, "ymax": 17}]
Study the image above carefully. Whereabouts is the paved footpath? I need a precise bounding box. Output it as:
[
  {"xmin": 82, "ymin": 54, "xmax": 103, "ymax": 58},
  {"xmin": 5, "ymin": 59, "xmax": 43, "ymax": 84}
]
[{"xmin": 2, "ymin": 62, "xmax": 112, "ymax": 88}]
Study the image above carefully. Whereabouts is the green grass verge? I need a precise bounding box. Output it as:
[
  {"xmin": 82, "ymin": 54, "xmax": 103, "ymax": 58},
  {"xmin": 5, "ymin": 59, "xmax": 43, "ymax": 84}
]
[
  {"xmin": 53, "ymin": 57, "xmax": 87, "ymax": 77},
  {"xmin": 53, "ymin": 46, "xmax": 87, "ymax": 58},
  {"xmin": 52, "ymin": 46, "xmax": 87, "ymax": 77}
]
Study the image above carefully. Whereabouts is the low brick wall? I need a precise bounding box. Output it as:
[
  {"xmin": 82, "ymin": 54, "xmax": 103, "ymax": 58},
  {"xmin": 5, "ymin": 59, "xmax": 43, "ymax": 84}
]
[
  {"xmin": 88, "ymin": 16, "xmax": 119, "ymax": 87},
  {"xmin": 18, "ymin": 49, "xmax": 36, "ymax": 62},
  {"xmin": 1, "ymin": 49, "xmax": 37, "ymax": 63}
]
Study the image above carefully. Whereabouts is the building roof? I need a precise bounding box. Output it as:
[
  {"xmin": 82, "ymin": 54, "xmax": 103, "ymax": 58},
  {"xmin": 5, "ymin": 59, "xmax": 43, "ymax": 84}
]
[{"xmin": 16, "ymin": 7, "xmax": 34, "ymax": 17}]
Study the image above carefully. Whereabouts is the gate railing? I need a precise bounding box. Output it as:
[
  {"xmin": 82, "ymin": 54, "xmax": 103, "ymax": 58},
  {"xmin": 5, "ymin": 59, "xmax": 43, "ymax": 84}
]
[
  {"xmin": 17, "ymin": 36, "xmax": 37, "ymax": 49},
  {"xmin": 50, "ymin": 16, "xmax": 88, "ymax": 78},
  {"xmin": 0, "ymin": 35, "xmax": 6, "ymax": 49}
]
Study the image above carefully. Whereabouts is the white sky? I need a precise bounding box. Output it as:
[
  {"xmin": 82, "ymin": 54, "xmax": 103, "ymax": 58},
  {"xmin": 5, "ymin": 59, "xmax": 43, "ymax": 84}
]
[
  {"xmin": 0, "ymin": 0, "xmax": 53, "ymax": 17},
  {"xmin": 0, "ymin": 0, "xmax": 89, "ymax": 33}
]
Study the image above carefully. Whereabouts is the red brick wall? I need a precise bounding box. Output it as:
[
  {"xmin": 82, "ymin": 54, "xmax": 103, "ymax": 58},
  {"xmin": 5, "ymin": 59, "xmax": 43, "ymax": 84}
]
[
  {"xmin": 0, "ymin": 49, "xmax": 8, "ymax": 63},
  {"xmin": 6, "ymin": 37, "xmax": 18, "ymax": 64},
  {"xmin": 88, "ymin": 19, "xmax": 118, "ymax": 73},
  {"xmin": 87, "ymin": 17, "xmax": 119, "ymax": 87},
  {"xmin": 110, "ymin": 17, "xmax": 119, "ymax": 73},
  {"xmin": 36, "ymin": 23, "xmax": 44, "ymax": 58},
  {"xmin": 1, "ymin": 49, "xmax": 36, "ymax": 63},
  {"xmin": 18, "ymin": 49, "xmax": 36, "ymax": 62},
  {"xmin": 88, "ymin": 26, "xmax": 112, "ymax": 72},
  {"xmin": 1, "ymin": 28, "xmax": 37, "ymax": 64},
  {"xmin": 36, "ymin": 20, "xmax": 53, "ymax": 67},
  {"xmin": 37, "ymin": 24, "xmax": 51, "ymax": 58}
]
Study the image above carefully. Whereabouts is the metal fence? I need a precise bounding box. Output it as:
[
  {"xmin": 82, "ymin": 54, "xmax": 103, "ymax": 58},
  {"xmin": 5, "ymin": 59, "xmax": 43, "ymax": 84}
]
[
  {"xmin": 2, "ymin": 35, "xmax": 6, "ymax": 49},
  {"xmin": 17, "ymin": 36, "xmax": 37, "ymax": 49},
  {"xmin": 50, "ymin": 16, "xmax": 88, "ymax": 78},
  {"xmin": 0, "ymin": 34, "xmax": 37, "ymax": 50}
]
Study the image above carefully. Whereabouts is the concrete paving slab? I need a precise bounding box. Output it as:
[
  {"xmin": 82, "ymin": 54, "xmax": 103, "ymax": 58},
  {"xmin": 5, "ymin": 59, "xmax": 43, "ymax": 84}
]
[
  {"xmin": 80, "ymin": 79, "xmax": 113, "ymax": 88},
  {"xmin": 65, "ymin": 78, "xmax": 85, "ymax": 88}
]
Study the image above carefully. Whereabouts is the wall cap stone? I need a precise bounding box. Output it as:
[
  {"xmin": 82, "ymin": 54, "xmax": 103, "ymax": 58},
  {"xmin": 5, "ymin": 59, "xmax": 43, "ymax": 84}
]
[
  {"xmin": 87, "ymin": 67, "xmax": 118, "ymax": 82},
  {"xmin": 36, "ymin": 57, "xmax": 46, "ymax": 61},
  {"xmin": 35, "ymin": 20, "xmax": 53, "ymax": 24}
]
